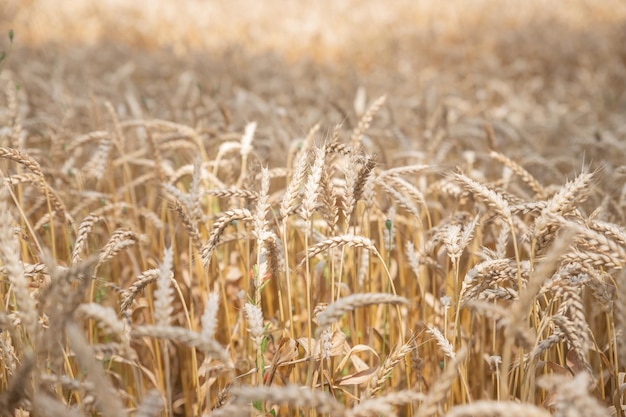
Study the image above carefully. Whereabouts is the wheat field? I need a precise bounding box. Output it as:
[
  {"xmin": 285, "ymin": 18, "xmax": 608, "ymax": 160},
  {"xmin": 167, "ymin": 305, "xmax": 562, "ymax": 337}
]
[{"xmin": 1, "ymin": 1, "xmax": 626, "ymax": 416}]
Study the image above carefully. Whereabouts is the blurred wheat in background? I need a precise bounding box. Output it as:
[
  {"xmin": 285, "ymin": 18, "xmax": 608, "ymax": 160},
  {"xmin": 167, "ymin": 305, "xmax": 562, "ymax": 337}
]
[{"xmin": 1, "ymin": 0, "xmax": 626, "ymax": 416}]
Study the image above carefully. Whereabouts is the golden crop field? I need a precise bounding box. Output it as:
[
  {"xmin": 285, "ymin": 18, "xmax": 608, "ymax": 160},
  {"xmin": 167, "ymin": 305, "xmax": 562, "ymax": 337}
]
[{"xmin": 1, "ymin": 0, "xmax": 626, "ymax": 416}]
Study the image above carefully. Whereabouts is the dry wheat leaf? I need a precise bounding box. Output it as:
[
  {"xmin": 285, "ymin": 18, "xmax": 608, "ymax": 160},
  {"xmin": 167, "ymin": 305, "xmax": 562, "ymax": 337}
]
[
  {"xmin": 335, "ymin": 344, "xmax": 380, "ymax": 386},
  {"xmin": 297, "ymin": 331, "xmax": 346, "ymax": 358}
]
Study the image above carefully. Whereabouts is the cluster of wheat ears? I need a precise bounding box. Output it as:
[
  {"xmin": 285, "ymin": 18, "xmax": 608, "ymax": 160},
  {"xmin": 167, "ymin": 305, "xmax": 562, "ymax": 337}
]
[{"xmin": 1, "ymin": 26, "xmax": 626, "ymax": 417}]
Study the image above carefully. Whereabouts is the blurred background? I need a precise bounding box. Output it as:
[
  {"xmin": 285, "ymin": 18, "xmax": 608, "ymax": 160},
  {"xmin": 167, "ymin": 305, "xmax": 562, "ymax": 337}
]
[
  {"xmin": 3, "ymin": 0, "xmax": 625, "ymax": 69},
  {"xmin": 1, "ymin": 0, "xmax": 625, "ymax": 168}
]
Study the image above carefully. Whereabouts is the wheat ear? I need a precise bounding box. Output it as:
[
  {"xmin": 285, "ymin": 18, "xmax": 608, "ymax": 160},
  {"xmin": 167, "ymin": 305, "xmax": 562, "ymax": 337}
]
[
  {"xmin": 230, "ymin": 385, "xmax": 346, "ymax": 416},
  {"xmin": 348, "ymin": 390, "xmax": 425, "ymax": 417},
  {"xmin": 66, "ymin": 322, "xmax": 127, "ymax": 417},
  {"xmin": 201, "ymin": 208, "xmax": 252, "ymax": 267},
  {"xmin": 0, "ymin": 146, "xmax": 68, "ymax": 222},
  {"xmin": 490, "ymin": 151, "xmax": 546, "ymax": 198},
  {"xmin": 0, "ymin": 200, "xmax": 37, "ymax": 339},
  {"xmin": 317, "ymin": 293, "xmax": 409, "ymax": 328},
  {"xmin": 446, "ymin": 401, "xmax": 551, "ymax": 417}
]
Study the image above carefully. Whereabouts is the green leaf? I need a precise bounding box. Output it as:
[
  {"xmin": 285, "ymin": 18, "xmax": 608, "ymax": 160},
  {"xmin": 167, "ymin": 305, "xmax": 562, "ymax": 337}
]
[
  {"xmin": 8, "ymin": 30, "xmax": 13, "ymax": 43},
  {"xmin": 258, "ymin": 277, "xmax": 271, "ymax": 292},
  {"xmin": 252, "ymin": 400, "xmax": 263, "ymax": 412},
  {"xmin": 95, "ymin": 286, "xmax": 105, "ymax": 303}
]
